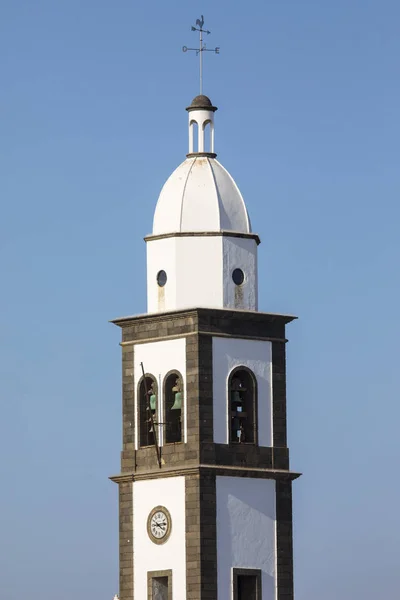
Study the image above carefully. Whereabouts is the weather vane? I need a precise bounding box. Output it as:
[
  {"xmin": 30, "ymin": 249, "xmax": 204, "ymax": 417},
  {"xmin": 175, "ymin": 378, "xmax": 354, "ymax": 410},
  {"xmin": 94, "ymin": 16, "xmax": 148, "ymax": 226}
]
[{"xmin": 182, "ymin": 16, "xmax": 220, "ymax": 96}]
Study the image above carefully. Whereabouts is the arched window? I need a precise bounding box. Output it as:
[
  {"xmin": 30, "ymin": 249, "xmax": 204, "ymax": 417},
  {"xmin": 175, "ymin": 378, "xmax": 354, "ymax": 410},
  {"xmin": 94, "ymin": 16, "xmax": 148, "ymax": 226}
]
[
  {"xmin": 203, "ymin": 119, "xmax": 212, "ymax": 153},
  {"xmin": 228, "ymin": 367, "xmax": 257, "ymax": 444},
  {"xmin": 164, "ymin": 371, "xmax": 184, "ymax": 444},
  {"xmin": 138, "ymin": 375, "xmax": 158, "ymax": 448},
  {"xmin": 190, "ymin": 120, "xmax": 199, "ymax": 153}
]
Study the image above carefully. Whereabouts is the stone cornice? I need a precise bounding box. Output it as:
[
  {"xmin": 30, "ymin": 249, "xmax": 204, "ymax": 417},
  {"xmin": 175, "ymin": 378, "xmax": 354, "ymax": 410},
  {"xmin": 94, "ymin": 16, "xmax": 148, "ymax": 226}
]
[
  {"xmin": 111, "ymin": 306, "xmax": 297, "ymax": 328},
  {"xmin": 109, "ymin": 465, "xmax": 301, "ymax": 483},
  {"xmin": 144, "ymin": 230, "xmax": 261, "ymax": 245},
  {"xmin": 109, "ymin": 473, "xmax": 134, "ymax": 484}
]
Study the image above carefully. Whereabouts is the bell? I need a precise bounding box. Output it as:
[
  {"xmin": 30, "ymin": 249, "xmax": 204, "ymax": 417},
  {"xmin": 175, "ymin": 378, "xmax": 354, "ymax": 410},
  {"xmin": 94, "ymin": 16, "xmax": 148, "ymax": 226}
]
[
  {"xmin": 231, "ymin": 390, "xmax": 241, "ymax": 403},
  {"xmin": 149, "ymin": 393, "xmax": 157, "ymax": 411},
  {"xmin": 171, "ymin": 391, "xmax": 182, "ymax": 410}
]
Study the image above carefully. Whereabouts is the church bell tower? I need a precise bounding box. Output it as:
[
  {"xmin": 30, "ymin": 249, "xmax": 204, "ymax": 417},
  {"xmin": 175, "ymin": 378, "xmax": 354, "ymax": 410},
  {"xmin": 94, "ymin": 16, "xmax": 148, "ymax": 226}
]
[{"xmin": 110, "ymin": 93, "xmax": 300, "ymax": 600}]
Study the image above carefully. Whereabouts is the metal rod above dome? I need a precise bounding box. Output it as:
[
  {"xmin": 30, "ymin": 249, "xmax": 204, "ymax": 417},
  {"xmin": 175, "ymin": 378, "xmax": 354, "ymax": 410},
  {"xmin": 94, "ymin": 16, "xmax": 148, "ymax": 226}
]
[{"xmin": 182, "ymin": 15, "xmax": 220, "ymax": 95}]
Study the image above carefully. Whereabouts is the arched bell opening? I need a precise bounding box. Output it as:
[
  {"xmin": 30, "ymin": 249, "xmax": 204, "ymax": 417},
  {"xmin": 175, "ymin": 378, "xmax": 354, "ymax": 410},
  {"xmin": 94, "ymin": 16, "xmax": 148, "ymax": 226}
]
[
  {"xmin": 164, "ymin": 370, "xmax": 184, "ymax": 444},
  {"xmin": 138, "ymin": 374, "xmax": 158, "ymax": 448},
  {"xmin": 189, "ymin": 120, "xmax": 199, "ymax": 154},
  {"xmin": 203, "ymin": 120, "xmax": 214, "ymax": 153},
  {"xmin": 228, "ymin": 367, "xmax": 258, "ymax": 444}
]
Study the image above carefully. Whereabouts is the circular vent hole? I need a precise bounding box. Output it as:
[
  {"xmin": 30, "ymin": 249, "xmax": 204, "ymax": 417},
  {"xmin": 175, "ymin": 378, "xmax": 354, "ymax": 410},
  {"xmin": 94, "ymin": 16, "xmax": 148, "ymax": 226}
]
[
  {"xmin": 232, "ymin": 268, "xmax": 245, "ymax": 286},
  {"xmin": 157, "ymin": 270, "xmax": 167, "ymax": 287}
]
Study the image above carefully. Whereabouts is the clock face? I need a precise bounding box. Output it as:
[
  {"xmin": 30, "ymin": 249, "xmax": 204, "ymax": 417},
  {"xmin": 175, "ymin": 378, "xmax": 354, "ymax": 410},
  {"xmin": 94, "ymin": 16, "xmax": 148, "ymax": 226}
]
[{"xmin": 147, "ymin": 506, "xmax": 172, "ymax": 544}]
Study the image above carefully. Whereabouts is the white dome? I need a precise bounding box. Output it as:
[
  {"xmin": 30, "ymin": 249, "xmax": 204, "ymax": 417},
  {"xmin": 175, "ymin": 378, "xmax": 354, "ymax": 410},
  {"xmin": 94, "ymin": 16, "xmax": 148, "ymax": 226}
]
[{"xmin": 152, "ymin": 156, "xmax": 251, "ymax": 235}]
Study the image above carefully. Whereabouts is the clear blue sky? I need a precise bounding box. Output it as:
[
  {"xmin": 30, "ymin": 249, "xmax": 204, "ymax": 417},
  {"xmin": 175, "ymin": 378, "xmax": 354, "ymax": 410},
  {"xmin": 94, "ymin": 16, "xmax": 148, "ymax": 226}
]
[{"xmin": 1, "ymin": 1, "xmax": 399, "ymax": 598}]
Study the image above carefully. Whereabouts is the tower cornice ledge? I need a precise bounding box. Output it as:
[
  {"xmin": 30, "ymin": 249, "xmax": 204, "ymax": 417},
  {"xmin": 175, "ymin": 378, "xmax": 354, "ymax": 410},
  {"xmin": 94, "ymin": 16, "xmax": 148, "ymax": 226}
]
[
  {"xmin": 111, "ymin": 306, "xmax": 297, "ymax": 327},
  {"xmin": 144, "ymin": 230, "xmax": 261, "ymax": 245},
  {"xmin": 186, "ymin": 151, "xmax": 217, "ymax": 158},
  {"xmin": 110, "ymin": 308, "xmax": 296, "ymax": 351},
  {"xmin": 109, "ymin": 465, "xmax": 302, "ymax": 484}
]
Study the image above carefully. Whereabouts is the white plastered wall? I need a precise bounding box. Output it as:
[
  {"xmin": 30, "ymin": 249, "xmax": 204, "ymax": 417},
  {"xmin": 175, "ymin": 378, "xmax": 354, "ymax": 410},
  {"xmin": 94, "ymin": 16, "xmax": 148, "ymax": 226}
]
[
  {"xmin": 134, "ymin": 338, "xmax": 186, "ymax": 447},
  {"xmin": 175, "ymin": 236, "xmax": 223, "ymax": 309},
  {"xmin": 216, "ymin": 476, "xmax": 276, "ymax": 600},
  {"xmin": 133, "ymin": 476, "xmax": 186, "ymax": 599},
  {"xmin": 222, "ymin": 236, "xmax": 258, "ymax": 310},
  {"xmin": 212, "ymin": 337, "xmax": 272, "ymax": 446},
  {"xmin": 147, "ymin": 236, "xmax": 223, "ymax": 312},
  {"xmin": 147, "ymin": 235, "xmax": 257, "ymax": 313},
  {"xmin": 146, "ymin": 237, "xmax": 177, "ymax": 313}
]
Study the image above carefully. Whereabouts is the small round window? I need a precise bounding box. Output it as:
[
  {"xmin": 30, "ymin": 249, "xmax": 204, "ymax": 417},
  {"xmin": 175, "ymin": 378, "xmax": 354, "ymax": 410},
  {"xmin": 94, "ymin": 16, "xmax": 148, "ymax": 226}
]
[
  {"xmin": 232, "ymin": 268, "xmax": 245, "ymax": 286},
  {"xmin": 157, "ymin": 270, "xmax": 167, "ymax": 287}
]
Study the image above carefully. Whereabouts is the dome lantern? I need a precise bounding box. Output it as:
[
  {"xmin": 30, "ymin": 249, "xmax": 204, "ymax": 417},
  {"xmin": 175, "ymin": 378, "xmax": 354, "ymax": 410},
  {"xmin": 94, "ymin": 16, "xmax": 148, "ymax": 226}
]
[{"xmin": 186, "ymin": 95, "xmax": 218, "ymax": 157}]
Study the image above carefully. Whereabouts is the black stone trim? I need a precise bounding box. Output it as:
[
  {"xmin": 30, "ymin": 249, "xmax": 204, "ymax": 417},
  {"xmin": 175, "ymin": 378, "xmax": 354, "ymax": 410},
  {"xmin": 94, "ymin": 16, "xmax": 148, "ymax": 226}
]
[
  {"xmin": 144, "ymin": 230, "xmax": 261, "ymax": 246},
  {"xmin": 185, "ymin": 474, "xmax": 201, "ymax": 597},
  {"xmin": 118, "ymin": 481, "xmax": 133, "ymax": 600},
  {"xmin": 209, "ymin": 443, "xmax": 284, "ymax": 470},
  {"xmin": 185, "ymin": 472, "xmax": 218, "ymax": 599},
  {"xmin": 121, "ymin": 345, "xmax": 135, "ymax": 472},
  {"xmin": 276, "ymin": 480, "xmax": 294, "ymax": 600},
  {"xmin": 200, "ymin": 472, "xmax": 217, "ymax": 599},
  {"xmin": 272, "ymin": 341, "xmax": 287, "ymax": 451},
  {"xmin": 186, "ymin": 151, "xmax": 217, "ymax": 158},
  {"xmin": 198, "ymin": 334, "xmax": 213, "ymax": 446}
]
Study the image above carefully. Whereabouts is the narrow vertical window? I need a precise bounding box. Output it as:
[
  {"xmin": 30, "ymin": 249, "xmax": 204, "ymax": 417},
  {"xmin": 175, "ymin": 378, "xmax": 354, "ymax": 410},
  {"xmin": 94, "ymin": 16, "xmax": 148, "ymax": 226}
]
[
  {"xmin": 190, "ymin": 120, "xmax": 199, "ymax": 153},
  {"xmin": 164, "ymin": 371, "xmax": 183, "ymax": 443},
  {"xmin": 229, "ymin": 368, "xmax": 257, "ymax": 444},
  {"xmin": 233, "ymin": 568, "xmax": 261, "ymax": 600},
  {"xmin": 152, "ymin": 576, "xmax": 168, "ymax": 600},
  {"xmin": 203, "ymin": 119, "xmax": 211, "ymax": 152},
  {"xmin": 147, "ymin": 570, "xmax": 172, "ymax": 600},
  {"xmin": 138, "ymin": 375, "xmax": 158, "ymax": 447}
]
